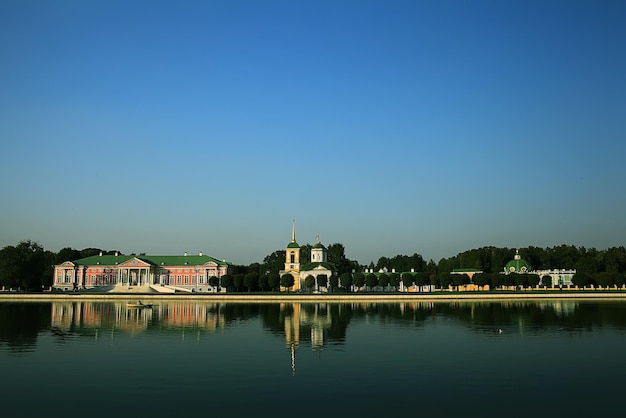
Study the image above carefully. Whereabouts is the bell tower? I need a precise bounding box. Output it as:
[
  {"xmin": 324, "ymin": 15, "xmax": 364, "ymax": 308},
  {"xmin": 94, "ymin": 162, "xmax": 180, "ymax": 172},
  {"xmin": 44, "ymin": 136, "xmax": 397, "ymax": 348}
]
[{"xmin": 283, "ymin": 220, "xmax": 301, "ymax": 290}]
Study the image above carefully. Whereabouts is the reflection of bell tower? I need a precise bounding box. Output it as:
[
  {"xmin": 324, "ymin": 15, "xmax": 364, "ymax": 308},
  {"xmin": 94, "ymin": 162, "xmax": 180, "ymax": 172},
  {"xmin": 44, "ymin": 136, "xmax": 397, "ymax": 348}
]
[
  {"xmin": 284, "ymin": 303, "xmax": 301, "ymax": 376},
  {"xmin": 283, "ymin": 220, "xmax": 301, "ymax": 291}
]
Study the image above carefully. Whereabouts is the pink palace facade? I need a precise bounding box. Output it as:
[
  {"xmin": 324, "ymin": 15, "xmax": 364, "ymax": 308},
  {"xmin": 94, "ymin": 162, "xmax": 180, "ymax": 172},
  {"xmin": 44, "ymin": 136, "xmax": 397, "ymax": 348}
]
[{"xmin": 53, "ymin": 252, "xmax": 232, "ymax": 293}]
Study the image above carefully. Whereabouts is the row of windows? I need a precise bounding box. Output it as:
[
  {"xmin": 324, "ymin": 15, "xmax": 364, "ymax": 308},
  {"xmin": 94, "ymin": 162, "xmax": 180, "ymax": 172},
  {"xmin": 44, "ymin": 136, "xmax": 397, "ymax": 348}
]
[{"xmin": 57, "ymin": 273, "xmax": 218, "ymax": 286}]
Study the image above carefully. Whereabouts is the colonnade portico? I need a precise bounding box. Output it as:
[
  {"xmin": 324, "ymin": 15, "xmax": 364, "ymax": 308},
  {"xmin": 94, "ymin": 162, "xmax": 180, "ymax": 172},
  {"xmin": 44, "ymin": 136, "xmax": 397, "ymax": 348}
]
[{"xmin": 119, "ymin": 267, "xmax": 151, "ymax": 286}]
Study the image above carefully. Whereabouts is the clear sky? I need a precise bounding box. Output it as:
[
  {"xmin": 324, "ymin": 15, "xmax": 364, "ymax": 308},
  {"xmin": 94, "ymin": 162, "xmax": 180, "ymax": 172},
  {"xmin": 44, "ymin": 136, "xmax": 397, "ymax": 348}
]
[{"xmin": 1, "ymin": 0, "xmax": 624, "ymax": 266}]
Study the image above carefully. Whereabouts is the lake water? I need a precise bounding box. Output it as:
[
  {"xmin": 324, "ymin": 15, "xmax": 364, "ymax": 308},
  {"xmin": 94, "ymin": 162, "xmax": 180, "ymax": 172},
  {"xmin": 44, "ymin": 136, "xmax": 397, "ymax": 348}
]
[{"xmin": 1, "ymin": 299, "xmax": 625, "ymax": 417}]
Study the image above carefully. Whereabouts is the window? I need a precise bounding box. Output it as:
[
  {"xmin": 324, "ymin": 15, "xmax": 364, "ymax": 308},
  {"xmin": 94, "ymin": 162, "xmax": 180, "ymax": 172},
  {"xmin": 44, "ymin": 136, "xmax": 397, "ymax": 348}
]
[
  {"xmin": 184, "ymin": 275, "xmax": 189, "ymax": 285},
  {"xmin": 192, "ymin": 275, "xmax": 196, "ymax": 284},
  {"xmin": 177, "ymin": 275, "xmax": 182, "ymax": 285},
  {"xmin": 199, "ymin": 275, "xmax": 205, "ymax": 284}
]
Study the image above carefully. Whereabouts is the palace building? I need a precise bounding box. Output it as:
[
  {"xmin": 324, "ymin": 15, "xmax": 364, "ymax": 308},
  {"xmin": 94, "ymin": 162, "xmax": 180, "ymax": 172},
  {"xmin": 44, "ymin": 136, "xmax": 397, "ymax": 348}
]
[{"xmin": 53, "ymin": 252, "xmax": 232, "ymax": 293}]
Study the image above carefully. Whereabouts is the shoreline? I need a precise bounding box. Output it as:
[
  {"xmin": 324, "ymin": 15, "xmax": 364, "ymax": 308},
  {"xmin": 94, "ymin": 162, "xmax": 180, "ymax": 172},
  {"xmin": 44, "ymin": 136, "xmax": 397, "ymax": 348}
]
[{"xmin": 2, "ymin": 291, "xmax": 626, "ymax": 303}]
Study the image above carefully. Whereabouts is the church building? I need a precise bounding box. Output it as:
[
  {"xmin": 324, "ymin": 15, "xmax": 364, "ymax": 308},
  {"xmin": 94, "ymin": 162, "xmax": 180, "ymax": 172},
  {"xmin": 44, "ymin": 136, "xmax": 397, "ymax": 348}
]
[{"xmin": 279, "ymin": 222, "xmax": 335, "ymax": 292}]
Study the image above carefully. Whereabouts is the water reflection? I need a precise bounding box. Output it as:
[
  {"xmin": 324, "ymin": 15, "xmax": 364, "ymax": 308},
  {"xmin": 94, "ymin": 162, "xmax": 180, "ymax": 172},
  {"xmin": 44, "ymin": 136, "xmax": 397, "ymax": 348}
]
[{"xmin": 2, "ymin": 299, "xmax": 626, "ymax": 353}]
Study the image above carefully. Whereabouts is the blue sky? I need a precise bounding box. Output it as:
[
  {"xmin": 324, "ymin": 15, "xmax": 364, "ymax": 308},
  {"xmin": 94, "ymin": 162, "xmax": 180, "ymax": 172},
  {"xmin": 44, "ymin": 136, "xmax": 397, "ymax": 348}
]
[{"xmin": 1, "ymin": 0, "xmax": 624, "ymax": 266}]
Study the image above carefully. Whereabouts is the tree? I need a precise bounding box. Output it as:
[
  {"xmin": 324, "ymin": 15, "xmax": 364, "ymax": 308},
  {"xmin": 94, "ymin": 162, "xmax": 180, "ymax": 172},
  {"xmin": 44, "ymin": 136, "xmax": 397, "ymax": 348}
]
[
  {"xmin": 261, "ymin": 250, "xmax": 286, "ymax": 275},
  {"xmin": 514, "ymin": 274, "xmax": 528, "ymax": 288},
  {"xmin": 304, "ymin": 275, "xmax": 316, "ymax": 292},
  {"xmin": 541, "ymin": 275, "xmax": 552, "ymax": 287},
  {"xmin": 389, "ymin": 273, "xmax": 400, "ymax": 291},
  {"xmin": 340, "ymin": 272, "xmax": 353, "ymax": 292},
  {"xmin": 56, "ymin": 247, "xmax": 82, "ymax": 263},
  {"xmin": 429, "ymin": 274, "xmax": 439, "ymax": 288},
  {"xmin": 267, "ymin": 272, "xmax": 280, "ymax": 292},
  {"xmin": 366, "ymin": 273, "xmax": 378, "ymax": 290},
  {"xmin": 414, "ymin": 272, "xmax": 429, "ymax": 290},
  {"xmin": 243, "ymin": 272, "xmax": 258, "ymax": 292},
  {"xmin": 329, "ymin": 274, "xmax": 339, "ymax": 292},
  {"xmin": 208, "ymin": 276, "xmax": 220, "ymax": 291},
  {"xmin": 378, "ymin": 273, "xmax": 389, "ymax": 291},
  {"xmin": 280, "ymin": 273, "xmax": 295, "ymax": 291},
  {"xmin": 0, "ymin": 240, "xmax": 46, "ymax": 291},
  {"xmin": 527, "ymin": 274, "xmax": 540, "ymax": 287},
  {"xmin": 572, "ymin": 272, "xmax": 591, "ymax": 287},
  {"xmin": 490, "ymin": 273, "xmax": 504, "ymax": 289},
  {"xmin": 452, "ymin": 273, "xmax": 469, "ymax": 289},
  {"xmin": 473, "ymin": 273, "xmax": 490, "ymax": 288},
  {"xmin": 353, "ymin": 272, "xmax": 366, "ymax": 291},
  {"xmin": 220, "ymin": 274, "xmax": 233, "ymax": 291},
  {"xmin": 402, "ymin": 273, "xmax": 414, "ymax": 290},
  {"xmin": 317, "ymin": 274, "xmax": 328, "ymax": 291},
  {"xmin": 258, "ymin": 274, "xmax": 269, "ymax": 291},
  {"xmin": 233, "ymin": 274, "xmax": 244, "ymax": 292},
  {"xmin": 439, "ymin": 273, "xmax": 452, "ymax": 289},
  {"xmin": 327, "ymin": 243, "xmax": 360, "ymax": 275}
]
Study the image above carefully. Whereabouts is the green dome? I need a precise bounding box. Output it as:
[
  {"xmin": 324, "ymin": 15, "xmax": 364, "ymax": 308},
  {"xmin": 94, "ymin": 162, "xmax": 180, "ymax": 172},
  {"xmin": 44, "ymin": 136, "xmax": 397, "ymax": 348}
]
[
  {"xmin": 287, "ymin": 241, "xmax": 300, "ymax": 249},
  {"xmin": 313, "ymin": 242, "xmax": 326, "ymax": 249},
  {"xmin": 505, "ymin": 251, "xmax": 530, "ymax": 273}
]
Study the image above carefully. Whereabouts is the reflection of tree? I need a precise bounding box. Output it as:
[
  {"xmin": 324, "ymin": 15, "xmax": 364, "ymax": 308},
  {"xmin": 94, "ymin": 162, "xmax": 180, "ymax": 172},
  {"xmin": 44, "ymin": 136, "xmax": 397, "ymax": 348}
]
[{"xmin": 0, "ymin": 303, "xmax": 51, "ymax": 352}]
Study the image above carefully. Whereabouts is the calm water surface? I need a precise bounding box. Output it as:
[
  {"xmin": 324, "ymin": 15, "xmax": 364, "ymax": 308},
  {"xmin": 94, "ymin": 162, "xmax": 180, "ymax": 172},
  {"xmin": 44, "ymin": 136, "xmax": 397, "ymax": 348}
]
[{"xmin": 1, "ymin": 300, "xmax": 625, "ymax": 417}]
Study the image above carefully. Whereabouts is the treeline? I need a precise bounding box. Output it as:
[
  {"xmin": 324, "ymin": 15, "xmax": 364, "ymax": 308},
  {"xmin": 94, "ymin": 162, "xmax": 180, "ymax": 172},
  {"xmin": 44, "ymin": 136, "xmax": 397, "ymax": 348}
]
[
  {"xmin": 2, "ymin": 240, "xmax": 626, "ymax": 292},
  {"xmin": 437, "ymin": 245, "xmax": 626, "ymax": 275},
  {"xmin": 0, "ymin": 241, "xmax": 122, "ymax": 291}
]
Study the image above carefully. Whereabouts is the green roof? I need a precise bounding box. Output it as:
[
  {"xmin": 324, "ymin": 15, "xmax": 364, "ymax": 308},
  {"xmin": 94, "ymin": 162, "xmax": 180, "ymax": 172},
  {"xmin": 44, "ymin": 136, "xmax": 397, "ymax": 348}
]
[
  {"xmin": 505, "ymin": 258, "xmax": 530, "ymax": 273},
  {"xmin": 287, "ymin": 241, "xmax": 300, "ymax": 248},
  {"xmin": 66, "ymin": 254, "xmax": 231, "ymax": 267},
  {"xmin": 312, "ymin": 242, "xmax": 326, "ymax": 249}
]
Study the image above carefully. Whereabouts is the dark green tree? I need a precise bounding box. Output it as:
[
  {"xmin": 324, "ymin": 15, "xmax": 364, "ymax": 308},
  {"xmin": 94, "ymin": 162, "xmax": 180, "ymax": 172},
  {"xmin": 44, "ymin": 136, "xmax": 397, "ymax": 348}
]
[
  {"xmin": 317, "ymin": 274, "xmax": 328, "ymax": 291},
  {"xmin": 527, "ymin": 274, "xmax": 540, "ymax": 287},
  {"xmin": 304, "ymin": 275, "xmax": 316, "ymax": 292},
  {"xmin": 208, "ymin": 276, "xmax": 220, "ymax": 291},
  {"xmin": 340, "ymin": 272, "xmax": 353, "ymax": 292},
  {"xmin": 473, "ymin": 273, "xmax": 490, "ymax": 288},
  {"xmin": 267, "ymin": 272, "xmax": 281, "ymax": 292},
  {"xmin": 366, "ymin": 273, "xmax": 378, "ymax": 290},
  {"xmin": 233, "ymin": 274, "xmax": 244, "ymax": 292},
  {"xmin": 378, "ymin": 273, "xmax": 389, "ymax": 291},
  {"xmin": 452, "ymin": 273, "xmax": 469, "ymax": 289},
  {"xmin": 429, "ymin": 273, "xmax": 439, "ymax": 288},
  {"xmin": 490, "ymin": 273, "xmax": 504, "ymax": 289},
  {"xmin": 439, "ymin": 273, "xmax": 452, "ymax": 289},
  {"xmin": 280, "ymin": 273, "xmax": 295, "ymax": 291},
  {"xmin": 414, "ymin": 272, "xmax": 429, "ymax": 290},
  {"xmin": 353, "ymin": 272, "xmax": 366, "ymax": 290},
  {"xmin": 572, "ymin": 272, "xmax": 591, "ymax": 287},
  {"xmin": 220, "ymin": 274, "xmax": 234, "ymax": 291},
  {"xmin": 261, "ymin": 250, "xmax": 286, "ymax": 275},
  {"xmin": 329, "ymin": 273, "xmax": 339, "ymax": 292},
  {"xmin": 541, "ymin": 275, "xmax": 552, "ymax": 287},
  {"xmin": 389, "ymin": 273, "xmax": 400, "ymax": 291},
  {"xmin": 243, "ymin": 272, "xmax": 258, "ymax": 292},
  {"xmin": 0, "ymin": 240, "xmax": 46, "ymax": 291},
  {"xmin": 402, "ymin": 273, "xmax": 414, "ymax": 290}
]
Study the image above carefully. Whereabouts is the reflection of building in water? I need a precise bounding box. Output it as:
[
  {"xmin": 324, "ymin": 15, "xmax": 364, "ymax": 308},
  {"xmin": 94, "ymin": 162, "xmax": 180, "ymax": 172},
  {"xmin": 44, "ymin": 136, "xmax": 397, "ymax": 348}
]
[
  {"xmin": 50, "ymin": 301, "xmax": 225, "ymax": 333},
  {"xmin": 281, "ymin": 303, "xmax": 335, "ymax": 374}
]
